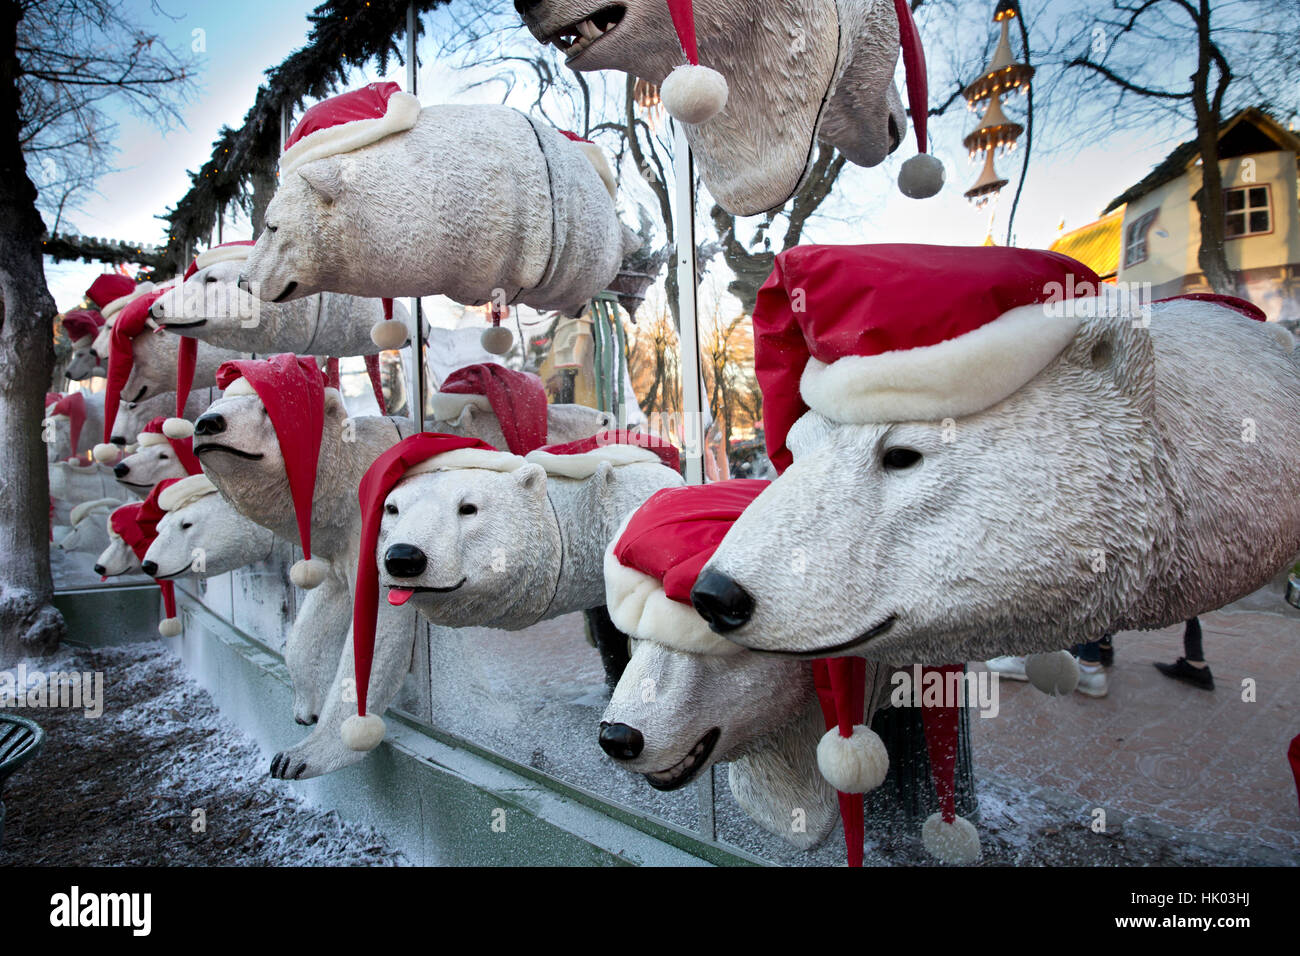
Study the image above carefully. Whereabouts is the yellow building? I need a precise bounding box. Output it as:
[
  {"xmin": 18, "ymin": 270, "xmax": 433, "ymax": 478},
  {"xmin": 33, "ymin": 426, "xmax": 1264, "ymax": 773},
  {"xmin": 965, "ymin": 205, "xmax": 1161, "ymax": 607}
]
[{"xmin": 1103, "ymin": 108, "xmax": 1300, "ymax": 322}]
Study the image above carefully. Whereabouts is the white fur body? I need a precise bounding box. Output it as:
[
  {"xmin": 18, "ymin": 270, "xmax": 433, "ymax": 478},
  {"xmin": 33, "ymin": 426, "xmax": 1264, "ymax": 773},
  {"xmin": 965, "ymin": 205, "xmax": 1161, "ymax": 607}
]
[
  {"xmin": 518, "ymin": 0, "xmax": 906, "ymax": 215},
  {"xmin": 241, "ymin": 104, "xmax": 628, "ymax": 314},
  {"xmin": 703, "ymin": 301, "xmax": 1300, "ymax": 661}
]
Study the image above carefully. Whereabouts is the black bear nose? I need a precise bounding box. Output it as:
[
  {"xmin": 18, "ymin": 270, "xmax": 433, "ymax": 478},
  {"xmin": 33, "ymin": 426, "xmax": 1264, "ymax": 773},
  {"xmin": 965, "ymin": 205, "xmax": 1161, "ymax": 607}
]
[
  {"xmin": 193, "ymin": 413, "xmax": 225, "ymax": 436},
  {"xmin": 514, "ymin": 0, "xmax": 542, "ymax": 12},
  {"xmin": 384, "ymin": 543, "xmax": 426, "ymax": 578},
  {"xmin": 93, "ymin": 564, "xmax": 106, "ymax": 575},
  {"xmin": 691, "ymin": 569, "xmax": 755, "ymax": 632},
  {"xmin": 598, "ymin": 722, "xmax": 644, "ymax": 760},
  {"xmin": 141, "ymin": 559, "xmax": 158, "ymax": 576},
  {"xmin": 113, "ymin": 462, "xmax": 129, "ymax": 477},
  {"xmin": 110, "ymin": 435, "xmax": 126, "ymax": 446}
]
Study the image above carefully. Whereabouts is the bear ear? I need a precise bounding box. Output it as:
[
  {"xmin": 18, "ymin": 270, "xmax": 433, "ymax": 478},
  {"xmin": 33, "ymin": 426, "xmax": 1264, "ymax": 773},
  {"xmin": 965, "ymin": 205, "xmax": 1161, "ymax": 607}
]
[
  {"xmin": 298, "ymin": 156, "xmax": 344, "ymax": 204},
  {"xmin": 452, "ymin": 403, "xmax": 476, "ymax": 428},
  {"xmin": 595, "ymin": 460, "xmax": 615, "ymax": 489},
  {"xmin": 1060, "ymin": 307, "xmax": 1157, "ymax": 419},
  {"xmin": 323, "ymin": 388, "xmax": 345, "ymax": 419},
  {"xmin": 511, "ymin": 462, "xmax": 548, "ymax": 500}
]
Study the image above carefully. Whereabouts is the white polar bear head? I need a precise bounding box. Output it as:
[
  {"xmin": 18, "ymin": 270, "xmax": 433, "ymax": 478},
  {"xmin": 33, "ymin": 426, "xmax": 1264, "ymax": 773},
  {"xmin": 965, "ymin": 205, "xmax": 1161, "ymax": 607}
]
[
  {"xmin": 377, "ymin": 462, "xmax": 562, "ymax": 629},
  {"xmin": 143, "ymin": 477, "xmax": 276, "ymax": 579},
  {"xmin": 112, "ymin": 442, "xmax": 190, "ymax": 492},
  {"xmin": 601, "ymin": 637, "xmax": 842, "ymax": 849},
  {"xmin": 240, "ymin": 166, "xmax": 339, "ymax": 304},
  {"xmin": 57, "ymin": 499, "xmax": 119, "ymax": 555},
  {"xmin": 65, "ymin": 346, "xmax": 105, "ymax": 381},
  {"xmin": 150, "ymin": 258, "xmax": 265, "ymax": 337},
  {"xmin": 94, "ymin": 530, "xmax": 140, "ymax": 578},
  {"xmin": 518, "ymin": 0, "xmax": 907, "ymax": 214},
  {"xmin": 192, "ymin": 385, "xmax": 345, "ymax": 499}
]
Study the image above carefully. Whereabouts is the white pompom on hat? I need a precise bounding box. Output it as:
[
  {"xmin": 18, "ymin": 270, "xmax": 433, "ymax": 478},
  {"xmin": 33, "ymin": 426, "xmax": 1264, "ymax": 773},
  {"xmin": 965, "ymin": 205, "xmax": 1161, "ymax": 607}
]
[
  {"xmin": 920, "ymin": 665, "xmax": 981, "ymax": 864},
  {"xmin": 661, "ymin": 0, "xmax": 728, "ymax": 125},
  {"xmin": 1024, "ymin": 649, "xmax": 1080, "ymax": 696},
  {"xmin": 891, "ymin": 0, "xmax": 945, "ymax": 198}
]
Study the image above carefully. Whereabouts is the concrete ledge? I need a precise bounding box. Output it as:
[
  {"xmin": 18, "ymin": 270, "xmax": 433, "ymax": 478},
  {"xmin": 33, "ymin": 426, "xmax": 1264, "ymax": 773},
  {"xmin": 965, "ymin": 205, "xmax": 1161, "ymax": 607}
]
[
  {"xmin": 163, "ymin": 589, "xmax": 757, "ymax": 866},
  {"xmin": 54, "ymin": 585, "xmax": 162, "ymax": 647}
]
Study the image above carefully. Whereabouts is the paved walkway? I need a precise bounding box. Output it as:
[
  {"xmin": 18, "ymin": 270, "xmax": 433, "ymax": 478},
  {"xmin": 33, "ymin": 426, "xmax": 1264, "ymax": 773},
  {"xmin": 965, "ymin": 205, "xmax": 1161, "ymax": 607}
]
[{"xmin": 971, "ymin": 573, "xmax": 1300, "ymax": 859}]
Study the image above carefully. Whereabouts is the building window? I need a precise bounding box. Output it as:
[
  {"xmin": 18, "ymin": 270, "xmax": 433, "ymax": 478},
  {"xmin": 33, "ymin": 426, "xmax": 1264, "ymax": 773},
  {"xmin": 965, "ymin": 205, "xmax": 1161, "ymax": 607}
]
[
  {"xmin": 1124, "ymin": 209, "xmax": 1159, "ymax": 267},
  {"xmin": 1224, "ymin": 185, "xmax": 1271, "ymax": 238}
]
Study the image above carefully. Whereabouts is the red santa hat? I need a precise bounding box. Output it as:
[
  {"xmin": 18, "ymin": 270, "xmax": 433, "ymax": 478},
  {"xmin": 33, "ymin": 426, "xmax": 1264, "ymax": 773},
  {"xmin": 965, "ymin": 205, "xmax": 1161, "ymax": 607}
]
[
  {"xmin": 137, "ymin": 416, "xmax": 202, "ymax": 476},
  {"xmin": 433, "ymin": 363, "xmax": 550, "ymax": 456},
  {"xmin": 891, "ymin": 0, "xmax": 945, "ymax": 198},
  {"xmin": 44, "ymin": 392, "xmax": 87, "ymax": 458},
  {"xmin": 86, "ymin": 273, "xmax": 155, "ymax": 322},
  {"xmin": 213, "ymin": 354, "xmax": 330, "ymax": 589},
  {"xmin": 93, "ymin": 289, "xmax": 167, "ymax": 465},
  {"xmin": 112, "ymin": 481, "xmax": 184, "ymax": 636},
  {"xmin": 529, "ymin": 429, "xmax": 680, "ymax": 476},
  {"xmin": 604, "ymin": 479, "xmax": 888, "ymax": 867},
  {"xmin": 752, "ymin": 243, "xmax": 1100, "ymax": 472},
  {"xmin": 280, "ymin": 81, "xmax": 421, "ymax": 179},
  {"xmin": 62, "ymin": 309, "xmax": 105, "ymax": 348},
  {"xmin": 342, "ymin": 432, "xmax": 502, "ymax": 752}
]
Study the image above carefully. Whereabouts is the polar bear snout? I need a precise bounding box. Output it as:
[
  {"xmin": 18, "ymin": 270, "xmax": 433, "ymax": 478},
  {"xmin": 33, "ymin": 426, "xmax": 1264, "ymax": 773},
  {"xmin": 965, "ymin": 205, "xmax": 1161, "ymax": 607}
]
[
  {"xmin": 690, "ymin": 569, "xmax": 754, "ymax": 632},
  {"xmin": 383, "ymin": 543, "xmax": 427, "ymax": 578},
  {"xmin": 597, "ymin": 721, "xmax": 644, "ymax": 760},
  {"xmin": 193, "ymin": 412, "xmax": 226, "ymax": 436}
]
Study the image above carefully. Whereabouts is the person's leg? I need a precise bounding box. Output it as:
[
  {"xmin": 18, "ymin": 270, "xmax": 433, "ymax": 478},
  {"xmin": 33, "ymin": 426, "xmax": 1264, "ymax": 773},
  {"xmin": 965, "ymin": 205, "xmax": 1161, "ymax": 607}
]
[
  {"xmin": 1154, "ymin": 617, "xmax": 1214, "ymax": 689},
  {"xmin": 1074, "ymin": 638, "xmax": 1108, "ymax": 697},
  {"xmin": 1098, "ymin": 632, "xmax": 1115, "ymax": 667}
]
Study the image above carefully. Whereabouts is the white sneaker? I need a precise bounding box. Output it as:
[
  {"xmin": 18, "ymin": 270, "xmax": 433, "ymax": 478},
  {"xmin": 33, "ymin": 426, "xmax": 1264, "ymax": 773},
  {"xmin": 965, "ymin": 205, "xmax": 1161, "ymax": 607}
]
[
  {"xmin": 984, "ymin": 656, "xmax": 1028, "ymax": 681},
  {"xmin": 1075, "ymin": 663, "xmax": 1109, "ymax": 698}
]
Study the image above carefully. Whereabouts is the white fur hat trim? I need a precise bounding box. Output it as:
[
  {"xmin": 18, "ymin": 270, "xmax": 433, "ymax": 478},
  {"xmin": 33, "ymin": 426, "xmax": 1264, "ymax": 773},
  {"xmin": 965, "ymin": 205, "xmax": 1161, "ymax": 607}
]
[
  {"xmin": 221, "ymin": 376, "xmax": 258, "ymax": 398},
  {"xmin": 428, "ymin": 392, "xmax": 492, "ymax": 423},
  {"xmin": 101, "ymin": 281, "xmax": 157, "ymax": 321},
  {"xmin": 194, "ymin": 244, "xmax": 252, "ymax": 272},
  {"xmin": 571, "ymin": 140, "xmax": 616, "ymax": 199},
  {"xmin": 280, "ymin": 91, "xmax": 421, "ymax": 179},
  {"xmin": 404, "ymin": 447, "xmax": 527, "ymax": 478},
  {"xmin": 158, "ymin": 473, "xmax": 219, "ymax": 513},
  {"xmin": 69, "ymin": 497, "xmax": 120, "ymax": 527},
  {"xmin": 136, "ymin": 432, "xmax": 169, "ymax": 448},
  {"xmin": 800, "ymin": 303, "xmax": 1080, "ymax": 425},
  {"xmin": 525, "ymin": 443, "xmax": 661, "ymax": 479},
  {"xmin": 71, "ymin": 336, "xmax": 94, "ymax": 349}
]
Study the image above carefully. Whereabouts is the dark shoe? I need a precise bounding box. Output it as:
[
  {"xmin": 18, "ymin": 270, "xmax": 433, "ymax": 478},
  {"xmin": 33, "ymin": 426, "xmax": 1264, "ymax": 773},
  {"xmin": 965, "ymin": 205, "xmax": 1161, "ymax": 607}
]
[{"xmin": 1154, "ymin": 657, "xmax": 1214, "ymax": 690}]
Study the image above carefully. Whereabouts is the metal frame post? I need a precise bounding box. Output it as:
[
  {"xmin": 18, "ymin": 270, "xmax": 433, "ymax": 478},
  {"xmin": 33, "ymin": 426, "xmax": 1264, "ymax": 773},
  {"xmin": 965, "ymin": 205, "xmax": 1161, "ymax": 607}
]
[{"xmin": 672, "ymin": 121, "xmax": 706, "ymax": 487}]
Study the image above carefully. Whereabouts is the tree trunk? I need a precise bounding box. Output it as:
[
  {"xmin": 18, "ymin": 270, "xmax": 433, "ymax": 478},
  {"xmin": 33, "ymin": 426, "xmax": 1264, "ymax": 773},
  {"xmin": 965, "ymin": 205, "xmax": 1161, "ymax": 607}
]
[
  {"xmin": 1191, "ymin": 0, "xmax": 1238, "ymax": 295},
  {"xmin": 0, "ymin": 3, "xmax": 64, "ymax": 665}
]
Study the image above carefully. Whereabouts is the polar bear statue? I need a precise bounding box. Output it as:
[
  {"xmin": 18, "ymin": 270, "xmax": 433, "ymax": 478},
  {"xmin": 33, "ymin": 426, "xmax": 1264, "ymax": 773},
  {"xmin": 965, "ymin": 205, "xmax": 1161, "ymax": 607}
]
[
  {"xmin": 517, "ymin": 0, "xmax": 944, "ymax": 213},
  {"xmin": 690, "ymin": 244, "xmax": 1300, "ymax": 666},
  {"xmin": 56, "ymin": 498, "xmax": 122, "ymax": 555},
  {"xmin": 241, "ymin": 84, "xmax": 634, "ymax": 336},
  {"xmin": 336, "ymin": 430, "xmax": 683, "ymax": 755},
  {"xmin": 151, "ymin": 240, "xmax": 409, "ymax": 356}
]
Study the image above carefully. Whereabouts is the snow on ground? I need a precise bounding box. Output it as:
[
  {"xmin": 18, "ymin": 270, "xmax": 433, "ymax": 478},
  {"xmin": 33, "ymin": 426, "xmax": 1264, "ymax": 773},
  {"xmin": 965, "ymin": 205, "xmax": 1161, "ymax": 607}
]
[{"xmin": 0, "ymin": 643, "xmax": 403, "ymax": 866}]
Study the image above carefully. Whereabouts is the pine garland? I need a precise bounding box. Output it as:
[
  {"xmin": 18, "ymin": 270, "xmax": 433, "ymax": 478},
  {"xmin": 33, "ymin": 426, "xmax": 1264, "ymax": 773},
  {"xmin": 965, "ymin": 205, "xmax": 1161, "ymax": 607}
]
[{"xmin": 159, "ymin": 0, "xmax": 449, "ymax": 267}]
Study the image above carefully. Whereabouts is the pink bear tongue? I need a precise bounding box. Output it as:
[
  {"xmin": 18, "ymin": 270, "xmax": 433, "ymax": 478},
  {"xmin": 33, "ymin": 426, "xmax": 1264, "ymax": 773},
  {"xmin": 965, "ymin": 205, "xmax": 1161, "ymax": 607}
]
[{"xmin": 387, "ymin": 587, "xmax": 415, "ymax": 606}]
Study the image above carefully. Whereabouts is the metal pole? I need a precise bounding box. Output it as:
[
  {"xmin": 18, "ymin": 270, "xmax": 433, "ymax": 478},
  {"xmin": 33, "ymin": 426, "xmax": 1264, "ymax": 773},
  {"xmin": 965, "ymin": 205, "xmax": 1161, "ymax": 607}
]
[
  {"xmin": 672, "ymin": 120, "xmax": 705, "ymax": 486},
  {"xmin": 407, "ymin": 3, "xmax": 427, "ymax": 431}
]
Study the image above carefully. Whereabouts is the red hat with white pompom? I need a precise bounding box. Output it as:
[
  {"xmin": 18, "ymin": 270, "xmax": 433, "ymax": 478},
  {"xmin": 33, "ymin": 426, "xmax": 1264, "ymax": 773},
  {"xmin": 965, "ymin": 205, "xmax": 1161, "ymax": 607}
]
[
  {"xmin": 432, "ymin": 363, "xmax": 551, "ymax": 456},
  {"xmin": 280, "ymin": 82, "xmax": 419, "ymax": 352},
  {"xmin": 917, "ymin": 667, "xmax": 981, "ymax": 864},
  {"xmin": 342, "ymin": 430, "xmax": 677, "ymax": 752},
  {"xmin": 111, "ymin": 481, "xmax": 184, "ymax": 636},
  {"xmin": 43, "ymin": 392, "xmax": 87, "ymax": 459},
  {"xmin": 604, "ymin": 479, "xmax": 887, "ymax": 867},
  {"xmin": 660, "ymin": 0, "xmax": 943, "ymax": 198},
  {"xmin": 93, "ymin": 289, "xmax": 168, "ymax": 466},
  {"xmin": 86, "ymin": 273, "xmax": 155, "ymax": 322},
  {"xmin": 62, "ymin": 309, "xmax": 105, "ymax": 348},
  {"xmin": 213, "ymin": 354, "xmax": 332, "ymax": 590},
  {"xmin": 137, "ymin": 416, "xmax": 202, "ymax": 476},
  {"xmin": 752, "ymin": 243, "xmax": 1100, "ymax": 472}
]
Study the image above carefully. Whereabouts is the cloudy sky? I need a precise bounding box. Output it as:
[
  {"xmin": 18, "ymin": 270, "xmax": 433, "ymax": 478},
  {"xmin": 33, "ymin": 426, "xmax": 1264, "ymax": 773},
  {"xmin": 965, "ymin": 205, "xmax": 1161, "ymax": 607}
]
[{"xmin": 44, "ymin": 0, "xmax": 1206, "ymax": 315}]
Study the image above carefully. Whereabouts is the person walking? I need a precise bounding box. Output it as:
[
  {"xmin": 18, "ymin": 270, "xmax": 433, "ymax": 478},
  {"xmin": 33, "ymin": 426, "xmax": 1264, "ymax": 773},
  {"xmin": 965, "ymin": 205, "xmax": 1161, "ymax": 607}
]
[{"xmin": 1153, "ymin": 617, "xmax": 1214, "ymax": 690}]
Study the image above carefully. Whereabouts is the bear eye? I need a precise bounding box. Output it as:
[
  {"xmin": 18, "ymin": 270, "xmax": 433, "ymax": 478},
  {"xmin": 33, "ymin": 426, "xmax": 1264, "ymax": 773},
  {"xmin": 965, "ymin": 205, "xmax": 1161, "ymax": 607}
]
[
  {"xmin": 459, "ymin": 503, "xmax": 478, "ymax": 516},
  {"xmin": 204, "ymin": 275, "xmax": 217, "ymax": 284},
  {"xmin": 882, "ymin": 447, "xmax": 923, "ymax": 470},
  {"xmin": 384, "ymin": 503, "xmax": 398, "ymax": 516},
  {"xmin": 266, "ymin": 224, "xmax": 278, "ymax": 234},
  {"xmin": 159, "ymin": 453, "xmax": 168, "ymax": 460},
  {"xmin": 181, "ymin": 521, "xmax": 193, "ymax": 530}
]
